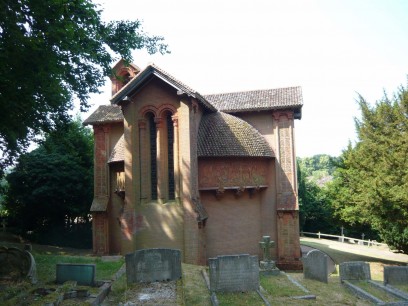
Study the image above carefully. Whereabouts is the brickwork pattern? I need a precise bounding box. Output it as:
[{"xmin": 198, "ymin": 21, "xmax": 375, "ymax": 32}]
[
  {"xmin": 274, "ymin": 111, "xmax": 302, "ymax": 270},
  {"xmin": 201, "ymin": 191, "xmax": 263, "ymax": 259}
]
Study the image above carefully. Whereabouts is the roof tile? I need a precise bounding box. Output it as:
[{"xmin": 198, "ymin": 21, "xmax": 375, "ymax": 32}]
[
  {"xmin": 198, "ymin": 112, "xmax": 274, "ymax": 158},
  {"xmin": 83, "ymin": 105, "xmax": 123, "ymax": 125},
  {"xmin": 204, "ymin": 87, "xmax": 303, "ymax": 113},
  {"xmin": 108, "ymin": 135, "xmax": 125, "ymax": 163}
]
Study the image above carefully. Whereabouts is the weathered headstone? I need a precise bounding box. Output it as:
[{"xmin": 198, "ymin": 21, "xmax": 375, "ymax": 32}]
[
  {"xmin": 303, "ymin": 249, "xmax": 328, "ymax": 283},
  {"xmin": 56, "ymin": 263, "xmax": 96, "ymax": 286},
  {"xmin": 384, "ymin": 266, "xmax": 408, "ymax": 285},
  {"xmin": 209, "ymin": 254, "xmax": 259, "ymax": 292},
  {"xmin": 339, "ymin": 261, "xmax": 371, "ymax": 282},
  {"xmin": 125, "ymin": 248, "xmax": 181, "ymax": 283},
  {"xmin": 0, "ymin": 246, "xmax": 37, "ymax": 283},
  {"xmin": 259, "ymin": 236, "xmax": 280, "ymax": 276}
]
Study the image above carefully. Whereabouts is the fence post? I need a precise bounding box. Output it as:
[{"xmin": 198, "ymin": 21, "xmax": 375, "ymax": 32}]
[{"xmin": 318, "ymin": 231, "xmax": 321, "ymax": 239}]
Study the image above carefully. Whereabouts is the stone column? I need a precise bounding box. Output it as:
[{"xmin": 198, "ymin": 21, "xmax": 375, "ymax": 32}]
[
  {"xmin": 139, "ymin": 119, "xmax": 148, "ymax": 203},
  {"xmin": 155, "ymin": 117, "xmax": 168, "ymax": 204},
  {"xmin": 179, "ymin": 99, "xmax": 204, "ymax": 264},
  {"xmin": 121, "ymin": 104, "xmax": 137, "ymax": 255},
  {"xmin": 172, "ymin": 115, "xmax": 181, "ymax": 203},
  {"xmin": 273, "ymin": 111, "xmax": 302, "ymax": 270}
]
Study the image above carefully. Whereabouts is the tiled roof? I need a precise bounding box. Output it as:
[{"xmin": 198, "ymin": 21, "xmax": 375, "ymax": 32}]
[
  {"xmin": 204, "ymin": 87, "xmax": 303, "ymax": 113},
  {"xmin": 198, "ymin": 112, "xmax": 274, "ymax": 158},
  {"xmin": 111, "ymin": 63, "xmax": 216, "ymax": 111},
  {"xmin": 108, "ymin": 135, "xmax": 125, "ymax": 163},
  {"xmin": 83, "ymin": 105, "xmax": 123, "ymax": 125},
  {"xmin": 90, "ymin": 196, "xmax": 109, "ymax": 212}
]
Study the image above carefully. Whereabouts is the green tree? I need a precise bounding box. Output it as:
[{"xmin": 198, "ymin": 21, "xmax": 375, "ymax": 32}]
[
  {"xmin": 298, "ymin": 154, "xmax": 340, "ymax": 185},
  {"xmin": 0, "ymin": 0, "xmax": 168, "ymax": 170},
  {"xmin": 329, "ymin": 85, "xmax": 408, "ymax": 252},
  {"xmin": 298, "ymin": 161, "xmax": 338, "ymax": 233},
  {"xmin": 5, "ymin": 118, "xmax": 94, "ymax": 248},
  {"xmin": 0, "ymin": 175, "xmax": 8, "ymax": 217}
]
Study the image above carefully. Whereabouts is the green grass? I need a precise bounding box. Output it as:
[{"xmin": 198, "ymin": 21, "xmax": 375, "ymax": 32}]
[
  {"xmin": 353, "ymin": 280, "xmax": 400, "ymax": 303},
  {"xmin": 260, "ymin": 274, "xmax": 304, "ymax": 297},
  {"xmin": 34, "ymin": 254, "xmax": 124, "ymax": 284},
  {"xmin": 0, "ymin": 242, "xmax": 123, "ymax": 305},
  {"xmin": 217, "ymin": 291, "xmax": 264, "ymax": 306},
  {"xmin": 392, "ymin": 284, "xmax": 408, "ymax": 292},
  {"xmin": 182, "ymin": 264, "xmax": 210, "ymax": 306}
]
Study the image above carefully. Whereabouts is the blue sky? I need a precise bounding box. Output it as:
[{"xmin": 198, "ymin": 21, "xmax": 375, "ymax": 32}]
[{"xmin": 89, "ymin": 0, "xmax": 408, "ymax": 157}]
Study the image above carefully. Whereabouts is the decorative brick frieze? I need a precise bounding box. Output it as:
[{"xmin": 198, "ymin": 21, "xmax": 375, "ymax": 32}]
[
  {"xmin": 274, "ymin": 111, "xmax": 297, "ymax": 210},
  {"xmin": 198, "ymin": 158, "xmax": 268, "ymax": 189}
]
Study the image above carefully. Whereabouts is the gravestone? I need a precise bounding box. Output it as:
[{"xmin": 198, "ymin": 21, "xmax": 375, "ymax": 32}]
[
  {"xmin": 125, "ymin": 248, "xmax": 181, "ymax": 283},
  {"xmin": 208, "ymin": 254, "xmax": 259, "ymax": 292},
  {"xmin": 339, "ymin": 261, "xmax": 371, "ymax": 282},
  {"xmin": 303, "ymin": 249, "xmax": 328, "ymax": 283},
  {"xmin": 259, "ymin": 236, "xmax": 280, "ymax": 276},
  {"xmin": 0, "ymin": 246, "xmax": 37, "ymax": 284},
  {"xmin": 56, "ymin": 263, "xmax": 96, "ymax": 286},
  {"xmin": 384, "ymin": 266, "xmax": 408, "ymax": 285}
]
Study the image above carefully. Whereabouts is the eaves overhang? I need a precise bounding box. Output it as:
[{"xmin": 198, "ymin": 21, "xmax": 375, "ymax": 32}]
[{"xmin": 110, "ymin": 64, "xmax": 216, "ymax": 112}]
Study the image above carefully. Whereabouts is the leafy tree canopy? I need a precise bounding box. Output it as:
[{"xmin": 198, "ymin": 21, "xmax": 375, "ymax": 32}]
[
  {"xmin": 5, "ymin": 117, "xmax": 94, "ymax": 247},
  {"xmin": 0, "ymin": 0, "xmax": 169, "ymax": 171},
  {"xmin": 297, "ymin": 154, "xmax": 340, "ymax": 185},
  {"xmin": 329, "ymin": 84, "xmax": 408, "ymax": 252},
  {"xmin": 297, "ymin": 160, "xmax": 339, "ymax": 234}
]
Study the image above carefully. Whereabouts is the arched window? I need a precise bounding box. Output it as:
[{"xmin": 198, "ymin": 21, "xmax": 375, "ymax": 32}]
[
  {"xmin": 166, "ymin": 113, "xmax": 175, "ymax": 200},
  {"xmin": 147, "ymin": 113, "xmax": 157, "ymax": 200},
  {"xmin": 140, "ymin": 106, "xmax": 177, "ymax": 203}
]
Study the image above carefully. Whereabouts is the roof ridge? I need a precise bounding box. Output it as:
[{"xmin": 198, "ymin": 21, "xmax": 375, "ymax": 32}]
[{"xmin": 204, "ymin": 86, "xmax": 302, "ymax": 96}]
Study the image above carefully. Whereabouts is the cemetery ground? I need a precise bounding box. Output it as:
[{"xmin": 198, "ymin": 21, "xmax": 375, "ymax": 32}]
[{"xmin": 1, "ymin": 232, "xmax": 408, "ymax": 305}]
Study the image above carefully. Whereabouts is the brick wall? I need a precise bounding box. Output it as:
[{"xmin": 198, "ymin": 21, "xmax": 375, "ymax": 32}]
[
  {"xmin": 201, "ymin": 190, "xmax": 262, "ymax": 259},
  {"xmin": 122, "ymin": 79, "xmax": 186, "ymax": 259},
  {"xmin": 92, "ymin": 126, "xmax": 109, "ymax": 254},
  {"xmin": 273, "ymin": 111, "xmax": 302, "ymax": 270}
]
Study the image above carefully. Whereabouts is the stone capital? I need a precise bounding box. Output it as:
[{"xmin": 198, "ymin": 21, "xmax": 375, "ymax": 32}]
[
  {"xmin": 138, "ymin": 119, "xmax": 147, "ymax": 130},
  {"xmin": 171, "ymin": 115, "xmax": 179, "ymax": 127},
  {"xmin": 154, "ymin": 117, "xmax": 163, "ymax": 128}
]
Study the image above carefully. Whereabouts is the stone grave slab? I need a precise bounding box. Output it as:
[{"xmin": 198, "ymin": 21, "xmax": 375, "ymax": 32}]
[
  {"xmin": 303, "ymin": 249, "xmax": 328, "ymax": 283},
  {"xmin": 384, "ymin": 266, "xmax": 408, "ymax": 285},
  {"xmin": 339, "ymin": 261, "xmax": 371, "ymax": 282},
  {"xmin": 56, "ymin": 263, "xmax": 96, "ymax": 286},
  {"xmin": 209, "ymin": 254, "xmax": 259, "ymax": 292},
  {"xmin": 125, "ymin": 248, "xmax": 181, "ymax": 283}
]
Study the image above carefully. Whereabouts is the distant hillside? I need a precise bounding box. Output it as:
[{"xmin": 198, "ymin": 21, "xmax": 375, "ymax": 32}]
[{"xmin": 297, "ymin": 154, "xmax": 340, "ymax": 186}]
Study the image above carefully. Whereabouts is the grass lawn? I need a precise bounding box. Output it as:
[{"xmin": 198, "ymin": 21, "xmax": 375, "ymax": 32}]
[
  {"xmin": 2, "ymin": 235, "xmax": 408, "ymax": 305},
  {"xmin": 0, "ymin": 239, "xmax": 123, "ymax": 305}
]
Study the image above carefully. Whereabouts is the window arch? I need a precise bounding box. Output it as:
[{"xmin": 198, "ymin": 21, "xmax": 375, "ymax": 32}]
[
  {"xmin": 140, "ymin": 105, "xmax": 177, "ymax": 203},
  {"xmin": 146, "ymin": 112, "xmax": 157, "ymax": 200},
  {"xmin": 165, "ymin": 111, "xmax": 175, "ymax": 200}
]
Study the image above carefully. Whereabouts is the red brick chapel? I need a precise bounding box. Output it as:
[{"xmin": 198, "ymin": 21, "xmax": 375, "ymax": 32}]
[{"xmin": 84, "ymin": 60, "xmax": 303, "ymax": 270}]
